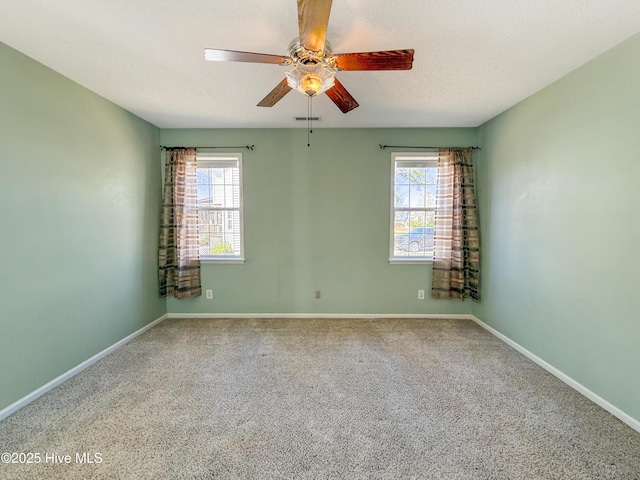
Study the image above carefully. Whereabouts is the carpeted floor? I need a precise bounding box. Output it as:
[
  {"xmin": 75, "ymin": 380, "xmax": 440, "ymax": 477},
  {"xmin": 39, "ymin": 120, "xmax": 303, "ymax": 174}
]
[{"xmin": 0, "ymin": 318, "xmax": 639, "ymax": 479}]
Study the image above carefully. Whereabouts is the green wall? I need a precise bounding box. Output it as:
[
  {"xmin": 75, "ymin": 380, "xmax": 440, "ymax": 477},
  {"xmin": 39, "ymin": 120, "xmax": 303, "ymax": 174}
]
[
  {"xmin": 0, "ymin": 42, "xmax": 165, "ymax": 411},
  {"xmin": 161, "ymin": 128, "xmax": 477, "ymax": 315},
  {"xmin": 474, "ymin": 32, "xmax": 640, "ymax": 421}
]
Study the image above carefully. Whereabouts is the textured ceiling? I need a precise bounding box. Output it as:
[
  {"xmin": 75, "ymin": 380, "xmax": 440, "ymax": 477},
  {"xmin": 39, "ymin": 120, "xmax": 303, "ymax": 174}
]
[{"xmin": 1, "ymin": 0, "xmax": 639, "ymax": 128}]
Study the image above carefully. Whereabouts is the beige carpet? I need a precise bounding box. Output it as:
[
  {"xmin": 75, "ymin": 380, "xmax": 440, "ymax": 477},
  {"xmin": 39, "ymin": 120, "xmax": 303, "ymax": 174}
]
[{"xmin": 1, "ymin": 318, "xmax": 639, "ymax": 479}]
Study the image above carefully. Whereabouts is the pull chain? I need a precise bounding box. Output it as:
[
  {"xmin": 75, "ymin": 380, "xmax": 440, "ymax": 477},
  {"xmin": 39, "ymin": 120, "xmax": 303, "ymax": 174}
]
[{"xmin": 307, "ymin": 95, "xmax": 313, "ymax": 147}]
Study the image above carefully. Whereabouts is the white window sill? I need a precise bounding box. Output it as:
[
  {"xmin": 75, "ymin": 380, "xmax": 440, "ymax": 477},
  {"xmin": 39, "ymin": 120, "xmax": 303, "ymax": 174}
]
[
  {"xmin": 389, "ymin": 258, "xmax": 433, "ymax": 264},
  {"xmin": 200, "ymin": 258, "xmax": 246, "ymax": 264}
]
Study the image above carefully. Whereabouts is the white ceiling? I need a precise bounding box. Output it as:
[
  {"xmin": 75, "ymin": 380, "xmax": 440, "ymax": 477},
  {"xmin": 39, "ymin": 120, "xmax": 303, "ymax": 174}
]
[{"xmin": 1, "ymin": 0, "xmax": 639, "ymax": 129}]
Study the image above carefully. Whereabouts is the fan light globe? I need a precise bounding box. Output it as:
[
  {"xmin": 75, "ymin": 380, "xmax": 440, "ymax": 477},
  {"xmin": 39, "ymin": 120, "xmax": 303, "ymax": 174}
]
[
  {"xmin": 300, "ymin": 74, "xmax": 323, "ymax": 96},
  {"xmin": 286, "ymin": 64, "xmax": 336, "ymax": 97}
]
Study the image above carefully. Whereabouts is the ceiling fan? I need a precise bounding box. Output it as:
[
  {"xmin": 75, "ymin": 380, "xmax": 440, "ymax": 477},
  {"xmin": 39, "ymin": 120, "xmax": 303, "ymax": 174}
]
[{"xmin": 204, "ymin": 0, "xmax": 414, "ymax": 113}]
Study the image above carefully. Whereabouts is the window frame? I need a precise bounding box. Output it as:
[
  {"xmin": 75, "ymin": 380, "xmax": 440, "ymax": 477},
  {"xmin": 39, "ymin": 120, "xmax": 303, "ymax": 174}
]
[
  {"xmin": 389, "ymin": 152, "xmax": 438, "ymax": 264},
  {"xmin": 196, "ymin": 152, "xmax": 245, "ymax": 264}
]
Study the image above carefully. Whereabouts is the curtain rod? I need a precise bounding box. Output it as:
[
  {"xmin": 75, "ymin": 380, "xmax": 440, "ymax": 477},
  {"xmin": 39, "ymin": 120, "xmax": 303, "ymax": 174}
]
[
  {"xmin": 379, "ymin": 144, "xmax": 481, "ymax": 150},
  {"xmin": 160, "ymin": 145, "xmax": 255, "ymax": 151}
]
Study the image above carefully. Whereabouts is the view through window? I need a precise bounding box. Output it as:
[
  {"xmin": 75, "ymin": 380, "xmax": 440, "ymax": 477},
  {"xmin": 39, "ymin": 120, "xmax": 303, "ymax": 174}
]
[
  {"xmin": 196, "ymin": 153, "xmax": 244, "ymax": 261},
  {"xmin": 390, "ymin": 153, "xmax": 438, "ymax": 261}
]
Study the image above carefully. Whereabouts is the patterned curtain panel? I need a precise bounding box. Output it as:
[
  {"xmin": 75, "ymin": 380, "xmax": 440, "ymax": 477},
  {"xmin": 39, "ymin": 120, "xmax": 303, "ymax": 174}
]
[
  {"xmin": 432, "ymin": 148, "xmax": 480, "ymax": 302},
  {"xmin": 158, "ymin": 148, "xmax": 202, "ymax": 299}
]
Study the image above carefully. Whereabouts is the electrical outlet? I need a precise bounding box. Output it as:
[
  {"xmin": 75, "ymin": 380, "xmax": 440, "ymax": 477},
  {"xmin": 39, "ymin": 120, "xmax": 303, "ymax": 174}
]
[
  {"xmin": 315, "ymin": 290, "xmax": 321, "ymax": 299},
  {"xmin": 206, "ymin": 289, "xmax": 213, "ymax": 299},
  {"xmin": 418, "ymin": 289, "xmax": 425, "ymax": 300}
]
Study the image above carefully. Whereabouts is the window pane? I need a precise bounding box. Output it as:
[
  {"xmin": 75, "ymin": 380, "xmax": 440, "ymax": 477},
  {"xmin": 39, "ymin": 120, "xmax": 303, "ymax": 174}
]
[
  {"xmin": 198, "ymin": 210, "xmax": 218, "ymax": 256},
  {"xmin": 392, "ymin": 210, "xmax": 435, "ymax": 258},
  {"xmin": 395, "ymin": 167, "xmax": 411, "ymax": 185},
  {"xmin": 426, "ymin": 166, "xmax": 438, "ymax": 184},
  {"xmin": 395, "ymin": 185, "xmax": 410, "ymax": 208},
  {"xmin": 222, "ymin": 210, "xmax": 241, "ymax": 256},
  {"xmin": 408, "ymin": 167, "xmax": 427, "ymax": 185},
  {"xmin": 424, "ymin": 184, "xmax": 437, "ymax": 208},
  {"xmin": 409, "ymin": 184, "xmax": 427, "ymax": 208},
  {"xmin": 196, "ymin": 169, "xmax": 213, "ymax": 208}
]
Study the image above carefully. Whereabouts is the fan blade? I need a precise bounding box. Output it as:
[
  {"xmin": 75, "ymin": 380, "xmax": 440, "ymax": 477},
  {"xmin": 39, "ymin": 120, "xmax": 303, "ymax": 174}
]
[
  {"xmin": 325, "ymin": 78, "xmax": 359, "ymax": 113},
  {"xmin": 204, "ymin": 49, "xmax": 291, "ymax": 65},
  {"xmin": 257, "ymin": 78, "xmax": 292, "ymax": 107},
  {"xmin": 298, "ymin": 0, "xmax": 332, "ymax": 52},
  {"xmin": 334, "ymin": 49, "xmax": 415, "ymax": 71}
]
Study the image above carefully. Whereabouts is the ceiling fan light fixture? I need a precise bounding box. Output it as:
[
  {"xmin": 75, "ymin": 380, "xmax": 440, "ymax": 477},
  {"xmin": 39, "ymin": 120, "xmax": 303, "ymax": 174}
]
[
  {"xmin": 204, "ymin": 6, "xmax": 413, "ymax": 113},
  {"xmin": 286, "ymin": 63, "xmax": 336, "ymax": 97}
]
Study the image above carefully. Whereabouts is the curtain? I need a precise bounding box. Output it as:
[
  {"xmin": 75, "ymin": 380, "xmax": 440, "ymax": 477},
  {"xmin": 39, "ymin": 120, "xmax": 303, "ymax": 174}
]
[
  {"xmin": 158, "ymin": 147, "xmax": 202, "ymax": 299},
  {"xmin": 431, "ymin": 148, "xmax": 480, "ymax": 301}
]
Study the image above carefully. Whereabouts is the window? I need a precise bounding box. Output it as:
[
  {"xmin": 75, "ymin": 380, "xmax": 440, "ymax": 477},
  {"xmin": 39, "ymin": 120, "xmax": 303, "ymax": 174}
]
[
  {"xmin": 196, "ymin": 153, "xmax": 244, "ymax": 262},
  {"xmin": 390, "ymin": 153, "xmax": 438, "ymax": 262}
]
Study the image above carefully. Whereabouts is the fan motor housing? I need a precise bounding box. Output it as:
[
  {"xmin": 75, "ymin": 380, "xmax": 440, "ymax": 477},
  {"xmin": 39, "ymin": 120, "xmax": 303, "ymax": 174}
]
[{"xmin": 288, "ymin": 38, "xmax": 335, "ymax": 67}]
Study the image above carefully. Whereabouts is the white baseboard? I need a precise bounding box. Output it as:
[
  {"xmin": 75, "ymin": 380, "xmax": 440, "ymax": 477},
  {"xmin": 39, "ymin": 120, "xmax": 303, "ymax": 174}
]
[
  {"xmin": 0, "ymin": 313, "xmax": 169, "ymax": 422},
  {"xmin": 167, "ymin": 313, "xmax": 472, "ymax": 319},
  {"xmin": 469, "ymin": 314, "xmax": 640, "ymax": 435}
]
